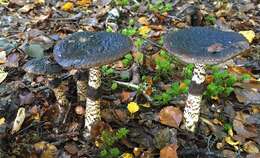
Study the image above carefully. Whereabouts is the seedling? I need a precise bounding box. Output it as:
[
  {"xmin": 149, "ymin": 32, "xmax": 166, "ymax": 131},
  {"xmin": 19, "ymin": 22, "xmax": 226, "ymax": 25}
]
[
  {"xmin": 149, "ymin": 0, "xmax": 173, "ymax": 13},
  {"xmin": 99, "ymin": 128, "xmax": 129, "ymax": 158}
]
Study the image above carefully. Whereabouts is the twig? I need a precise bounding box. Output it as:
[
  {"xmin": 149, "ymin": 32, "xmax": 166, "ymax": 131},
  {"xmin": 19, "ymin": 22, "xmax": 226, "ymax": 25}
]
[{"xmin": 114, "ymin": 80, "xmax": 153, "ymax": 102}]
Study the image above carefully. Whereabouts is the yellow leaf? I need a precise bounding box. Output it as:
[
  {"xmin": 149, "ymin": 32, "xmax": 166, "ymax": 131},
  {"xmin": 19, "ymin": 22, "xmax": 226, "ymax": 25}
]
[
  {"xmin": 62, "ymin": 2, "xmax": 74, "ymax": 11},
  {"xmin": 228, "ymin": 128, "xmax": 234, "ymax": 137},
  {"xmin": 77, "ymin": 0, "xmax": 91, "ymax": 6},
  {"xmin": 239, "ymin": 30, "xmax": 255, "ymax": 43},
  {"xmin": 138, "ymin": 26, "xmax": 151, "ymax": 37},
  {"xmin": 0, "ymin": 117, "xmax": 5, "ymax": 125},
  {"xmin": 34, "ymin": 0, "xmax": 45, "ymax": 4},
  {"xmin": 225, "ymin": 136, "xmax": 240, "ymax": 146},
  {"xmin": 121, "ymin": 153, "xmax": 134, "ymax": 158},
  {"xmin": 127, "ymin": 102, "xmax": 139, "ymax": 114}
]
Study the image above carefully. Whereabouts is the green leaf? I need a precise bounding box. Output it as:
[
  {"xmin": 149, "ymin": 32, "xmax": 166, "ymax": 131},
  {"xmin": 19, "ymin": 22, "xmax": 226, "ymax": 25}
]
[
  {"xmin": 111, "ymin": 82, "xmax": 118, "ymax": 90},
  {"xmin": 109, "ymin": 148, "xmax": 120, "ymax": 157}
]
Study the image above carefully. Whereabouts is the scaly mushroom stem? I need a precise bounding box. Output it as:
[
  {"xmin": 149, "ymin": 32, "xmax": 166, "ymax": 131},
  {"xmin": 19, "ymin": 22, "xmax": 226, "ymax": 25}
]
[
  {"xmin": 49, "ymin": 78, "xmax": 70, "ymax": 124},
  {"xmin": 85, "ymin": 67, "xmax": 101, "ymax": 133},
  {"xmin": 183, "ymin": 63, "xmax": 206, "ymax": 132},
  {"xmin": 77, "ymin": 79, "xmax": 88, "ymax": 103}
]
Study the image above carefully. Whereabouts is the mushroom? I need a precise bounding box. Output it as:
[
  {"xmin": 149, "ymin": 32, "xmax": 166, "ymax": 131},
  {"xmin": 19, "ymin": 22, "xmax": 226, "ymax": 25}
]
[
  {"xmin": 23, "ymin": 57, "xmax": 69, "ymax": 123},
  {"xmin": 163, "ymin": 27, "xmax": 249, "ymax": 132},
  {"xmin": 53, "ymin": 31, "xmax": 133, "ymax": 136}
]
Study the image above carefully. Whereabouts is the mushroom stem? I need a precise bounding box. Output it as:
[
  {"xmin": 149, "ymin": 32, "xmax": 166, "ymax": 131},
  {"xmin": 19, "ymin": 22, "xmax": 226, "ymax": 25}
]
[
  {"xmin": 51, "ymin": 79, "xmax": 70, "ymax": 123},
  {"xmin": 85, "ymin": 67, "xmax": 101, "ymax": 133},
  {"xmin": 77, "ymin": 80, "xmax": 87, "ymax": 103},
  {"xmin": 183, "ymin": 63, "xmax": 206, "ymax": 132}
]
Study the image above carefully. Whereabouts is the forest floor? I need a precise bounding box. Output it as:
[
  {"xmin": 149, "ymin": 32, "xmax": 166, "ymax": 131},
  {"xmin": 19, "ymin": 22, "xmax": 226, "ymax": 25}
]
[{"xmin": 0, "ymin": 0, "xmax": 259, "ymax": 158}]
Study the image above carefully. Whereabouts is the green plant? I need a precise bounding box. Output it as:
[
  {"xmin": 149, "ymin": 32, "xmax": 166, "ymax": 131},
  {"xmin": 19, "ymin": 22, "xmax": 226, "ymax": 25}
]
[
  {"xmin": 154, "ymin": 80, "xmax": 190, "ymax": 104},
  {"xmin": 99, "ymin": 128, "xmax": 129, "ymax": 158},
  {"xmin": 183, "ymin": 64, "xmax": 194, "ymax": 79},
  {"xmin": 122, "ymin": 53, "xmax": 133, "ymax": 67},
  {"xmin": 204, "ymin": 67, "xmax": 237, "ymax": 98},
  {"xmin": 205, "ymin": 15, "xmax": 216, "ymax": 25},
  {"xmin": 149, "ymin": 0, "xmax": 173, "ymax": 13},
  {"xmin": 121, "ymin": 27, "xmax": 137, "ymax": 37},
  {"xmin": 101, "ymin": 65, "xmax": 115, "ymax": 76},
  {"xmin": 155, "ymin": 50, "xmax": 172, "ymax": 77},
  {"xmin": 114, "ymin": 0, "xmax": 129, "ymax": 6}
]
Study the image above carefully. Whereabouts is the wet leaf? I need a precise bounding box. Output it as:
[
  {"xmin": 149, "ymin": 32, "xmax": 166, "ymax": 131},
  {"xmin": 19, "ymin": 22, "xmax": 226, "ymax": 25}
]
[
  {"xmin": 243, "ymin": 141, "xmax": 259, "ymax": 154},
  {"xmin": 120, "ymin": 91, "xmax": 135, "ymax": 103},
  {"xmin": 127, "ymin": 102, "xmax": 140, "ymax": 114},
  {"xmin": 246, "ymin": 153, "xmax": 260, "ymax": 158},
  {"xmin": 225, "ymin": 136, "xmax": 240, "ymax": 146},
  {"xmin": 11, "ymin": 107, "xmax": 25, "ymax": 134},
  {"xmin": 159, "ymin": 106, "xmax": 183, "ymax": 128},
  {"xmin": 160, "ymin": 144, "xmax": 178, "ymax": 158},
  {"xmin": 239, "ymin": 30, "xmax": 255, "ymax": 43},
  {"xmin": 24, "ymin": 44, "xmax": 44, "ymax": 58}
]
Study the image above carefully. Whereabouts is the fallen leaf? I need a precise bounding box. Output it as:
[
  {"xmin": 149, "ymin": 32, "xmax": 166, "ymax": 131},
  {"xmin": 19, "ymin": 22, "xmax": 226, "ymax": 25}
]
[
  {"xmin": 120, "ymin": 91, "xmax": 135, "ymax": 103},
  {"xmin": 64, "ymin": 142, "xmax": 79, "ymax": 155},
  {"xmin": 243, "ymin": 141, "xmax": 259, "ymax": 154},
  {"xmin": 34, "ymin": 141, "xmax": 57, "ymax": 158},
  {"xmin": 121, "ymin": 153, "xmax": 134, "ymax": 158},
  {"xmin": 228, "ymin": 66, "xmax": 255, "ymax": 80},
  {"xmin": 11, "ymin": 107, "xmax": 26, "ymax": 134},
  {"xmin": 225, "ymin": 136, "xmax": 240, "ymax": 146},
  {"xmin": 24, "ymin": 44, "xmax": 44, "ymax": 58},
  {"xmin": 246, "ymin": 153, "xmax": 260, "ymax": 158},
  {"xmin": 239, "ymin": 30, "xmax": 255, "ymax": 43},
  {"xmin": 0, "ymin": 69, "xmax": 8, "ymax": 84},
  {"xmin": 138, "ymin": 26, "xmax": 151, "ymax": 37},
  {"xmin": 127, "ymin": 102, "xmax": 140, "ymax": 114},
  {"xmin": 18, "ymin": 4, "xmax": 35, "ymax": 13},
  {"xmin": 234, "ymin": 88, "xmax": 260, "ymax": 104},
  {"xmin": 0, "ymin": 51, "xmax": 6, "ymax": 64},
  {"xmin": 62, "ymin": 2, "xmax": 74, "ymax": 11},
  {"xmin": 34, "ymin": 0, "xmax": 45, "ymax": 4},
  {"xmin": 0, "ymin": 117, "xmax": 5, "ymax": 125},
  {"xmin": 233, "ymin": 112, "xmax": 257, "ymax": 138},
  {"xmin": 159, "ymin": 106, "xmax": 183, "ymax": 128},
  {"xmin": 138, "ymin": 17, "xmax": 150, "ymax": 25},
  {"xmin": 160, "ymin": 144, "xmax": 178, "ymax": 158},
  {"xmin": 19, "ymin": 90, "xmax": 34, "ymax": 105},
  {"xmin": 5, "ymin": 53, "xmax": 19, "ymax": 68},
  {"xmin": 77, "ymin": 0, "xmax": 91, "ymax": 6}
]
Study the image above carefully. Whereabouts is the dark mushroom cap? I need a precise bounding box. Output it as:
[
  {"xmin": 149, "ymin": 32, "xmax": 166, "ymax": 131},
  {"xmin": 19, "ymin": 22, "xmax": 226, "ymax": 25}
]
[
  {"xmin": 23, "ymin": 57, "xmax": 63, "ymax": 76},
  {"xmin": 53, "ymin": 32, "xmax": 133, "ymax": 69},
  {"xmin": 164, "ymin": 27, "xmax": 249, "ymax": 64}
]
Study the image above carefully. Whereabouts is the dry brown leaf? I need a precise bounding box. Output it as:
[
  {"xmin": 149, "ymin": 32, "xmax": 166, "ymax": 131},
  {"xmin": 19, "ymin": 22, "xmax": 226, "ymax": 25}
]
[
  {"xmin": 64, "ymin": 142, "xmax": 79, "ymax": 155},
  {"xmin": 160, "ymin": 144, "xmax": 178, "ymax": 158},
  {"xmin": 228, "ymin": 66, "xmax": 255, "ymax": 80},
  {"xmin": 11, "ymin": 107, "xmax": 26, "ymax": 134},
  {"xmin": 243, "ymin": 141, "xmax": 259, "ymax": 154},
  {"xmin": 18, "ymin": 4, "xmax": 35, "ymax": 13},
  {"xmin": 138, "ymin": 17, "xmax": 150, "ymax": 25},
  {"xmin": 159, "ymin": 106, "xmax": 183, "ymax": 128},
  {"xmin": 34, "ymin": 141, "xmax": 57, "ymax": 158},
  {"xmin": 120, "ymin": 91, "xmax": 134, "ymax": 103},
  {"xmin": 233, "ymin": 112, "xmax": 257, "ymax": 138}
]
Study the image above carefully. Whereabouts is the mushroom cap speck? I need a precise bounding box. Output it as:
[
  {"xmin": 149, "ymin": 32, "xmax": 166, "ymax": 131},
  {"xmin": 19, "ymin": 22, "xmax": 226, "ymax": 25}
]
[
  {"xmin": 164, "ymin": 27, "xmax": 249, "ymax": 64},
  {"xmin": 53, "ymin": 32, "xmax": 133, "ymax": 69},
  {"xmin": 23, "ymin": 57, "xmax": 63, "ymax": 76}
]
